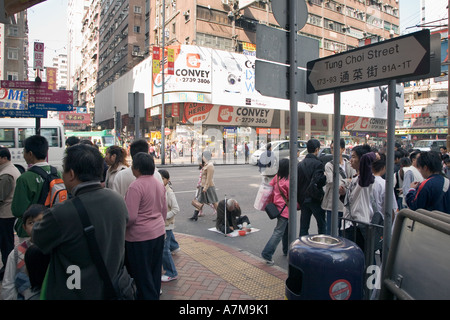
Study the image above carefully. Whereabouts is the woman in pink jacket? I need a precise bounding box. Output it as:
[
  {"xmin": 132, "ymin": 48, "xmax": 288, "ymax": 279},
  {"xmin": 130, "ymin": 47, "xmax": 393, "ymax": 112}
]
[
  {"xmin": 125, "ymin": 152, "xmax": 167, "ymax": 300},
  {"xmin": 261, "ymin": 158, "xmax": 290, "ymax": 265}
]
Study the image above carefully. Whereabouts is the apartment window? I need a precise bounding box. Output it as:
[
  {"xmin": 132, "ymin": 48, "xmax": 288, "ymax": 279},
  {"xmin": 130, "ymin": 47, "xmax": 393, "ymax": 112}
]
[
  {"xmin": 307, "ymin": 14, "xmax": 322, "ymax": 27},
  {"xmin": 134, "ymin": 6, "xmax": 141, "ymax": 13},
  {"xmin": 7, "ymin": 48, "xmax": 18, "ymax": 60},
  {"xmin": 6, "ymin": 72, "xmax": 18, "ymax": 80},
  {"xmin": 134, "ymin": 25, "xmax": 141, "ymax": 33},
  {"xmin": 7, "ymin": 25, "xmax": 18, "ymax": 37}
]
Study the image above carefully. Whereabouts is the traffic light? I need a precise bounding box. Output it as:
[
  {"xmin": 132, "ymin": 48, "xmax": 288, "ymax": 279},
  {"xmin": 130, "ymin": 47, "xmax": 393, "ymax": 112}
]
[{"xmin": 115, "ymin": 111, "xmax": 122, "ymax": 131}]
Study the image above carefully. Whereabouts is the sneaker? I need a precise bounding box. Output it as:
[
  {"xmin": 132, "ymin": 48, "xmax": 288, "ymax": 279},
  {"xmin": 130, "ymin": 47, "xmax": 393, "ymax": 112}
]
[
  {"xmin": 171, "ymin": 248, "xmax": 181, "ymax": 255},
  {"xmin": 161, "ymin": 275, "xmax": 178, "ymax": 282},
  {"xmin": 261, "ymin": 255, "xmax": 274, "ymax": 265}
]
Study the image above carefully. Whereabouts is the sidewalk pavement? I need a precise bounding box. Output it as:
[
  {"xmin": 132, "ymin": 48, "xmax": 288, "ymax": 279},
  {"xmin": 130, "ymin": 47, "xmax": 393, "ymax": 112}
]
[{"xmin": 160, "ymin": 233, "xmax": 288, "ymax": 300}]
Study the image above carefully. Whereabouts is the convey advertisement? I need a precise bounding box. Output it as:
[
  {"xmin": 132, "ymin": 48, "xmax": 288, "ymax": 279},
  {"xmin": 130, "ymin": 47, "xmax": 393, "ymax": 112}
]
[
  {"xmin": 152, "ymin": 46, "xmax": 212, "ymax": 105},
  {"xmin": 182, "ymin": 103, "xmax": 274, "ymax": 127}
]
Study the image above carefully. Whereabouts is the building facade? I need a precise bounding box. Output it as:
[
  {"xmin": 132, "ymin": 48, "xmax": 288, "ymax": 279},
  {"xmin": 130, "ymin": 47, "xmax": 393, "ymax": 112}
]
[
  {"xmin": 93, "ymin": 0, "xmax": 400, "ymax": 162},
  {"xmin": 2, "ymin": 11, "xmax": 29, "ymax": 81}
]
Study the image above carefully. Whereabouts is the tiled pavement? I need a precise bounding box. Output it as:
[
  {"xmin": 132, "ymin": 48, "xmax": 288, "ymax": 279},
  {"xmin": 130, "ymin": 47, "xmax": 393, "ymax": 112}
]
[{"xmin": 160, "ymin": 233, "xmax": 288, "ymax": 300}]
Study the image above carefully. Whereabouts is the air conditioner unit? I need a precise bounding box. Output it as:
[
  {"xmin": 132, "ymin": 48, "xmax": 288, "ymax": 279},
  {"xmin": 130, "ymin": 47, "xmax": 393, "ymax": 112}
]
[{"xmin": 222, "ymin": 0, "xmax": 229, "ymax": 5}]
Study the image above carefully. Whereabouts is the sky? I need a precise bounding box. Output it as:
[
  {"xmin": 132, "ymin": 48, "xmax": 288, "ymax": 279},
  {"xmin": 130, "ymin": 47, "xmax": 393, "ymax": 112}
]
[{"xmin": 26, "ymin": 0, "xmax": 421, "ymax": 68}]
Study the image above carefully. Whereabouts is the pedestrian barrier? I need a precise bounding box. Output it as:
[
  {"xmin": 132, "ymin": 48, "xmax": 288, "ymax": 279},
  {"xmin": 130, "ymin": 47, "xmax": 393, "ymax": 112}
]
[
  {"xmin": 285, "ymin": 234, "xmax": 365, "ymax": 300},
  {"xmin": 380, "ymin": 208, "xmax": 450, "ymax": 300},
  {"xmin": 340, "ymin": 217, "xmax": 384, "ymax": 300}
]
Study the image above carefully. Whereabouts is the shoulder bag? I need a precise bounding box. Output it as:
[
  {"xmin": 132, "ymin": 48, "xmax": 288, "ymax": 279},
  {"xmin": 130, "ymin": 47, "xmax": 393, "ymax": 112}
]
[
  {"xmin": 265, "ymin": 177, "xmax": 288, "ymax": 220},
  {"xmin": 72, "ymin": 197, "xmax": 136, "ymax": 300}
]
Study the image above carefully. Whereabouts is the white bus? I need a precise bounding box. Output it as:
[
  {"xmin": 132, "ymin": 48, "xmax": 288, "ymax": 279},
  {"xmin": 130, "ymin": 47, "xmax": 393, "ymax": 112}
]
[{"xmin": 0, "ymin": 118, "xmax": 65, "ymax": 172}]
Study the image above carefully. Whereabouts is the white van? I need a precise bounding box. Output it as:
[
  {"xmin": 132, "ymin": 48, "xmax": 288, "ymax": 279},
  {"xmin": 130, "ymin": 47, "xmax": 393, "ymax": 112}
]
[{"xmin": 0, "ymin": 118, "xmax": 65, "ymax": 172}]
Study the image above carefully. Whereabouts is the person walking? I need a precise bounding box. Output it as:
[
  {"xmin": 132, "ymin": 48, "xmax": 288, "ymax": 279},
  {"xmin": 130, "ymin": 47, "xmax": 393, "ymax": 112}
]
[
  {"xmin": 159, "ymin": 169, "xmax": 180, "ymax": 282},
  {"xmin": 258, "ymin": 143, "xmax": 277, "ymax": 182},
  {"xmin": 0, "ymin": 147, "xmax": 21, "ymax": 280},
  {"xmin": 32, "ymin": 144, "xmax": 129, "ymax": 299},
  {"xmin": 261, "ymin": 158, "xmax": 290, "ymax": 265},
  {"xmin": 125, "ymin": 152, "xmax": 167, "ymax": 300},
  {"xmin": 104, "ymin": 145, "xmax": 128, "ymax": 189},
  {"xmin": 297, "ymin": 139, "xmax": 327, "ymax": 236},
  {"xmin": 189, "ymin": 151, "xmax": 218, "ymax": 221}
]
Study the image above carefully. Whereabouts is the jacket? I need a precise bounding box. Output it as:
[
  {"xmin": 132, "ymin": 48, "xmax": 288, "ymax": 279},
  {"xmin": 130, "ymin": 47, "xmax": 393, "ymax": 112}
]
[
  {"xmin": 201, "ymin": 161, "xmax": 215, "ymax": 191},
  {"xmin": 216, "ymin": 199, "xmax": 241, "ymax": 234},
  {"xmin": 32, "ymin": 181, "xmax": 128, "ymax": 300},
  {"xmin": 405, "ymin": 174, "xmax": 450, "ymax": 213},
  {"xmin": 11, "ymin": 163, "xmax": 58, "ymax": 238},
  {"xmin": 321, "ymin": 158, "xmax": 355, "ymax": 212},
  {"xmin": 0, "ymin": 161, "xmax": 21, "ymax": 219},
  {"xmin": 165, "ymin": 184, "xmax": 180, "ymax": 230},
  {"xmin": 269, "ymin": 176, "xmax": 289, "ymax": 219},
  {"xmin": 297, "ymin": 153, "xmax": 326, "ymax": 207}
]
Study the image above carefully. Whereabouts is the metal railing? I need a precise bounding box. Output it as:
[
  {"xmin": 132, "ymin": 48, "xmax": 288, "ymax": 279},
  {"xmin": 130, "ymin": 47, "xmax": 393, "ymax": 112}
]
[{"xmin": 339, "ymin": 217, "xmax": 384, "ymax": 300}]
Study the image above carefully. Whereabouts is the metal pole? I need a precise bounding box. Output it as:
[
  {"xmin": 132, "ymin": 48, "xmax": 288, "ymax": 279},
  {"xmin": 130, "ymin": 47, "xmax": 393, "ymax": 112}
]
[
  {"xmin": 161, "ymin": 0, "xmax": 166, "ymax": 165},
  {"xmin": 134, "ymin": 92, "xmax": 140, "ymax": 139},
  {"xmin": 331, "ymin": 89, "xmax": 341, "ymax": 237},
  {"xmin": 382, "ymin": 80, "xmax": 396, "ymax": 276},
  {"xmin": 288, "ymin": 0, "xmax": 299, "ymax": 245},
  {"xmin": 447, "ymin": 0, "xmax": 450, "ymax": 151},
  {"xmin": 224, "ymin": 195, "xmax": 227, "ymax": 237}
]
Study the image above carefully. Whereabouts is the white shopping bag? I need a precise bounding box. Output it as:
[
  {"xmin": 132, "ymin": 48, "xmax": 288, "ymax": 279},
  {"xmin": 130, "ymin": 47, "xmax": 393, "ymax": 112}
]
[{"xmin": 253, "ymin": 181, "xmax": 273, "ymax": 211}]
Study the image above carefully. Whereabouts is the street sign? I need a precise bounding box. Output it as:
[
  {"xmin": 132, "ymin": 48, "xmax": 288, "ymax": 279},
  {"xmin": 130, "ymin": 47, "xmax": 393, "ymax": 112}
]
[
  {"xmin": 0, "ymin": 80, "xmax": 48, "ymax": 89},
  {"xmin": 28, "ymin": 88, "xmax": 74, "ymax": 105},
  {"xmin": 0, "ymin": 107, "xmax": 47, "ymax": 118},
  {"xmin": 33, "ymin": 42, "xmax": 44, "ymax": 70},
  {"xmin": 255, "ymin": 24, "xmax": 318, "ymax": 103},
  {"xmin": 28, "ymin": 102, "xmax": 74, "ymax": 112},
  {"xmin": 307, "ymin": 30, "xmax": 430, "ymax": 94}
]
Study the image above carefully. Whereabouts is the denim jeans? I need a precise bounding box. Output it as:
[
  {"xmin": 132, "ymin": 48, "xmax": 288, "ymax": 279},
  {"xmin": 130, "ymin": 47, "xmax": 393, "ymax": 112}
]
[
  {"xmin": 261, "ymin": 216, "xmax": 288, "ymax": 261},
  {"xmin": 162, "ymin": 230, "xmax": 178, "ymax": 278},
  {"xmin": 299, "ymin": 201, "xmax": 326, "ymax": 236}
]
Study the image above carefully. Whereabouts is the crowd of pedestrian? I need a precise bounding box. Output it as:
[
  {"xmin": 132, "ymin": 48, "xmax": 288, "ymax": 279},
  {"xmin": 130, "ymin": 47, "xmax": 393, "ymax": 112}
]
[
  {"xmin": 0, "ymin": 135, "xmax": 186, "ymax": 300},
  {"xmin": 1, "ymin": 131, "xmax": 450, "ymax": 299},
  {"xmin": 259, "ymin": 138, "xmax": 450, "ymax": 265}
]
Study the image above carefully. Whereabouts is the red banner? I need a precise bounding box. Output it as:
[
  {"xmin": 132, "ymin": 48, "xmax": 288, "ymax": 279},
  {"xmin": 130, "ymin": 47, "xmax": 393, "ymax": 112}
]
[{"xmin": 59, "ymin": 112, "xmax": 91, "ymax": 124}]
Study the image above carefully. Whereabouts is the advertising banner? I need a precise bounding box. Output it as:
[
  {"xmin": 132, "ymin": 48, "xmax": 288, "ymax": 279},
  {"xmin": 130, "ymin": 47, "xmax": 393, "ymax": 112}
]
[
  {"xmin": 152, "ymin": 46, "xmax": 212, "ymax": 104},
  {"xmin": 181, "ymin": 103, "xmax": 274, "ymax": 127}
]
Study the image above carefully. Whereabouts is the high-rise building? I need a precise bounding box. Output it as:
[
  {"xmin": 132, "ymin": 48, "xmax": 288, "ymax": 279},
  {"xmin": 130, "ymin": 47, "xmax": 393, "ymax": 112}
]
[
  {"xmin": 93, "ymin": 0, "xmax": 401, "ymax": 151},
  {"xmin": 397, "ymin": 0, "xmax": 448, "ymax": 145},
  {"xmin": 2, "ymin": 11, "xmax": 29, "ymax": 81},
  {"xmin": 97, "ymin": 0, "xmax": 147, "ymax": 91},
  {"xmin": 52, "ymin": 53, "xmax": 68, "ymax": 89}
]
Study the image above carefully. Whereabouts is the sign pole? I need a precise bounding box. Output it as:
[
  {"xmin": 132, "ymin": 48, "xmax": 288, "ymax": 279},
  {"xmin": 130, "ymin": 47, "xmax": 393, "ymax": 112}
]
[
  {"xmin": 161, "ymin": 0, "xmax": 166, "ymax": 165},
  {"xmin": 382, "ymin": 79, "xmax": 396, "ymax": 277},
  {"xmin": 331, "ymin": 89, "xmax": 341, "ymax": 237},
  {"xmin": 288, "ymin": 0, "xmax": 299, "ymax": 245}
]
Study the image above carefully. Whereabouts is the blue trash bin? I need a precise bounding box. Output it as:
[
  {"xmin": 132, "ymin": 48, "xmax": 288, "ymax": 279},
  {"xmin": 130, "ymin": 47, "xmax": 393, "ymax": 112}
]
[{"xmin": 285, "ymin": 234, "xmax": 365, "ymax": 300}]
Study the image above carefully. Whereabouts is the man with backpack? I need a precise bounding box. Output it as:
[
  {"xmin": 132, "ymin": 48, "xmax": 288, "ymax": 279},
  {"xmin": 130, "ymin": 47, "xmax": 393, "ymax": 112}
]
[
  {"xmin": 297, "ymin": 139, "xmax": 327, "ymax": 236},
  {"xmin": 11, "ymin": 135, "xmax": 66, "ymax": 241}
]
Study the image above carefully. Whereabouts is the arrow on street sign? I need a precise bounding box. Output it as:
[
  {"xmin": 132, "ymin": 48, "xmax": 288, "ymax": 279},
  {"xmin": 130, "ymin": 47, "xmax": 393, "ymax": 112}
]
[
  {"xmin": 28, "ymin": 88, "xmax": 74, "ymax": 105},
  {"xmin": 307, "ymin": 29, "xmax": 430, "ymax": 94},
  {"xmin": 28, "ymin": 102, "xmax": 74, "ymax": 112}
]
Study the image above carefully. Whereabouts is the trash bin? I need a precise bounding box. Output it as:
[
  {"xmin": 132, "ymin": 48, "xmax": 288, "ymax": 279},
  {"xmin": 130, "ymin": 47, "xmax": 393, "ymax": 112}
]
[{"xmin": 285, "ymin": 234, "xmax": 365, "ymax": 300}]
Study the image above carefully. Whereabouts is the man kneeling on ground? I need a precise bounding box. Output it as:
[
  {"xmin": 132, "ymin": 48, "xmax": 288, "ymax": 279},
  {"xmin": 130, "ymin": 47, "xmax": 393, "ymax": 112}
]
[{"xmin": 216, "ymin": 199, "xmax": 251, "ymax": 234}]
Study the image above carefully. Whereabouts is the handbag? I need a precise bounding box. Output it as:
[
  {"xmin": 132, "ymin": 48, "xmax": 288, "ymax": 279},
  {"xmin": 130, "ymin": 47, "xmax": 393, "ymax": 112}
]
[
  {"xmin": 264, "ymin": 176, "xmax": 288, "ymax": 220},
  {"xmin": 191, "ymin": 198, "xmax": 203, "ymax": 210},
  {"xmin": 73, "ymin": 197, "xmax": 137, "ymax": 300}
]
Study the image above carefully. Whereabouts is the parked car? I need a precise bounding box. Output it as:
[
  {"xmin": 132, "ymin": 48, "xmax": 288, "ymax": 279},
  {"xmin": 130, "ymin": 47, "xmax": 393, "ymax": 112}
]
[
  {"xmin": 413, "ymin": 139, "xmax": 447, "ymax": 152},
  {"xmin": 250, "ymin": 140, "xmax": 307, "ymax": 165}
]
